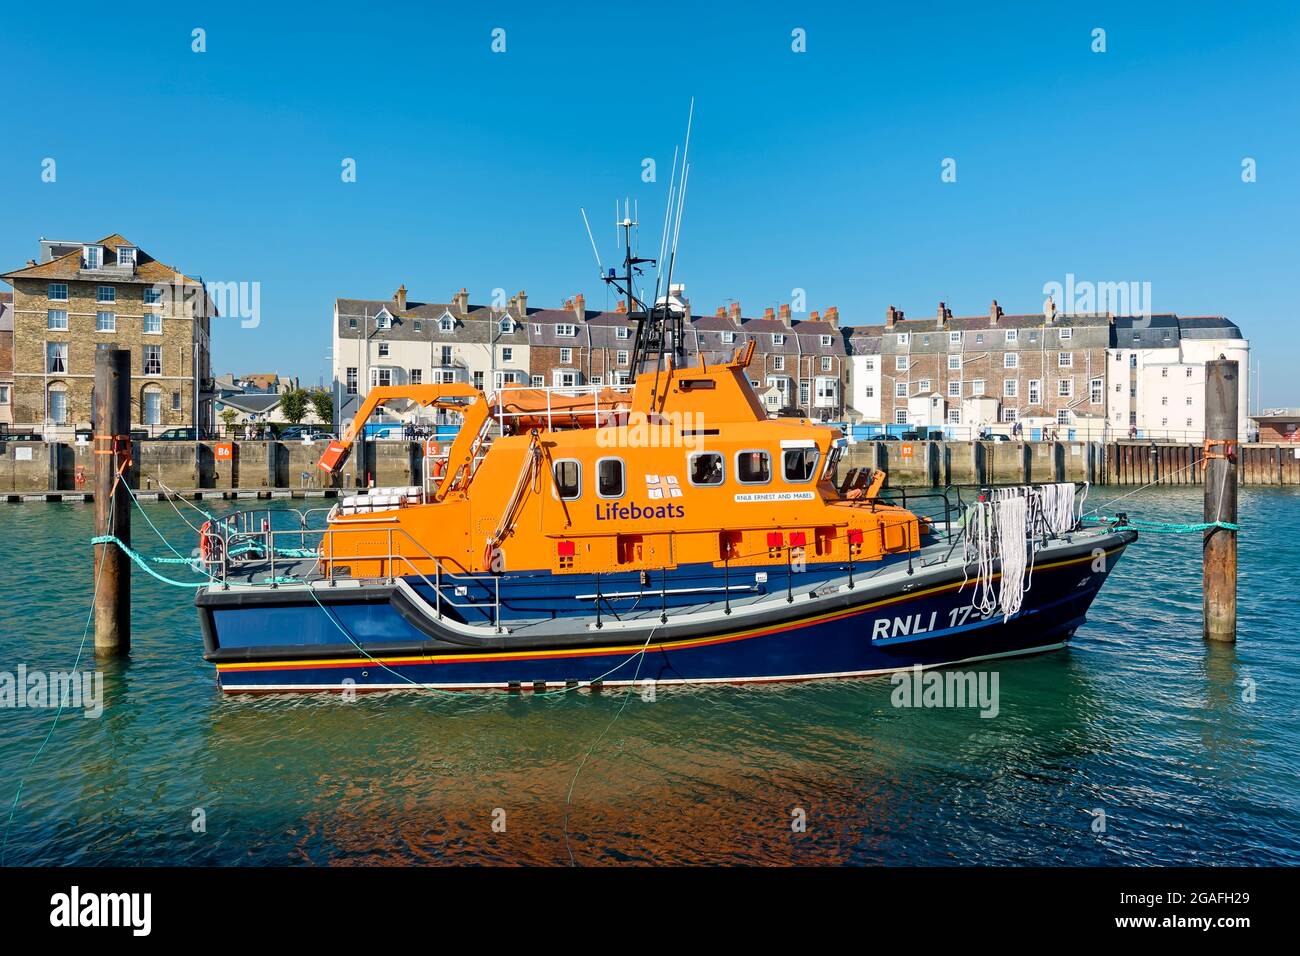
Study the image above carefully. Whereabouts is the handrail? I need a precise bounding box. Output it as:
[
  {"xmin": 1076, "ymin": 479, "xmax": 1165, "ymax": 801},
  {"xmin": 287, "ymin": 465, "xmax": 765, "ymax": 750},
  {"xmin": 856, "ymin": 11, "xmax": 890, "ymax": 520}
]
[{"xmin": 200, "ymin": 513, "xmax": 503, "ymax": 630}]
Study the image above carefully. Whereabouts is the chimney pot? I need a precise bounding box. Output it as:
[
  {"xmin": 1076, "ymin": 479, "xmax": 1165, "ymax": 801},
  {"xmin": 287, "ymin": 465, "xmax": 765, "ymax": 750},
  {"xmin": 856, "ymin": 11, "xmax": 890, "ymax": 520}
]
[
  {"xmin": 886, "ymin": 305, "xmax": 897, "ymax": 328},
  {"xmin": 825, "ymin": 306, "xmax": 839, "ymax": 329},
  {"xmin": 809, "ymin": 310, "xmax": 820, "ymax": 322},
  {"xmin": 729, "ymin": 302, "xmax": 741, "ymax": 321},
  {"xmin": 715, "ymin": 307, "xmax": 726, "ymax": 318},
  {"xmin": 573, "ymin": 293, "xmax": 585, "ymax": 322},
  {"xmin": 763, "ymin": 307, "xmax": 776, "ymax": 321}
]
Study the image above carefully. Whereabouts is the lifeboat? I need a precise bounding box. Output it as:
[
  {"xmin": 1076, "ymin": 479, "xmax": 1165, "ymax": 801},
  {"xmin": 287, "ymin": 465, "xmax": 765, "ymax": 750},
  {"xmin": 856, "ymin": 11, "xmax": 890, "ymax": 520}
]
[{"xmin": 193, "ymin": 337, "xmax": 1136, "ymax": 694}]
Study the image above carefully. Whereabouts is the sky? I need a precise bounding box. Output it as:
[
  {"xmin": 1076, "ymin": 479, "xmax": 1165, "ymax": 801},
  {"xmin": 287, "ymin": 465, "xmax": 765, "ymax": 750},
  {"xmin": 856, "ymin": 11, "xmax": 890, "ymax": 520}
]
[{"xmin": 1, "ymin": 1, "xmax": 1296, "ymax": 407}]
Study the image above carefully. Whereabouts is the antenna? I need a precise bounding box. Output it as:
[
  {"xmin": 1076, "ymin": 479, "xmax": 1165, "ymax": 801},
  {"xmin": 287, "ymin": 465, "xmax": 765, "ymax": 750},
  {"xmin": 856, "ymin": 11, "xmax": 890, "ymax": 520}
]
[{"xmin": 579, "ymin": 207, "xmax": 603, "ymax": 277}]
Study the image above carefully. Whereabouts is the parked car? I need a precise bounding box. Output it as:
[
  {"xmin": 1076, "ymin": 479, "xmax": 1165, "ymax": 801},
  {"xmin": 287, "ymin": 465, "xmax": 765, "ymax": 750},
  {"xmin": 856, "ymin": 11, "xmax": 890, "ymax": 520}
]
[
  {"xmin": 277, "ymin": 425, "xmax": 334, "ymax": 442},
  {"xmin": 155, "ymin": 427, "xmax": 199, "ymax": 441}
]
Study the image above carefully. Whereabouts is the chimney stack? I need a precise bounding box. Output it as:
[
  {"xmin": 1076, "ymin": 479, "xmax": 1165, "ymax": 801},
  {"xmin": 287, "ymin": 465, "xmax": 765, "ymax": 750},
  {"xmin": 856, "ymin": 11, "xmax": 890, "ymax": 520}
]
[
  {"xmin": 809, "ymin": 310, "xmax": 820, "ymax": 322},
  {"xmin": 825, "ymin": 306, "xmax": 839, "ymax": 329},
  {"xmin": 763, "ymin": 307, "xmax": 776, "ymax": 322},
  {"xmin": 886, "ymin": 305, "xmax": 898, "ymax": 328},
  {"xmin": 990, "ymin": 299, "xmax": 1003, "ymax": 325},
  {"xmin": 778, "ymin": 304, "xmax": 793, "ymax": 327},
  {"xmin": 729, "ymin": 301, "xmax": 741, "ymax": 322},
  {"xmin": 937, "ymin": 301, "xmax": 951, "ymax": 327},
  {"xmin": 616, "ymin": 300, "xmax": 628, "ymax": 314},
  {"xmin": 715, "ymin": 307, "xmax": 726, "ymax": 318},
  {"xmin": 573, "ymin": 293, "xmax": 585, "ymax": 323},
  {"xmin": 1043, "ymin": 296, "xmax": 1056, "ymax": 324},
  {"xmin": 395, "ymin": 284, "xmax": 407, "ymax": 311},
  {"xmin": 453, "ymin": 287, "xmax": 469, "ymax": 318},
  {"xmin": 516, "ymin": 290, "xmax": 528, "ymax": 318}
]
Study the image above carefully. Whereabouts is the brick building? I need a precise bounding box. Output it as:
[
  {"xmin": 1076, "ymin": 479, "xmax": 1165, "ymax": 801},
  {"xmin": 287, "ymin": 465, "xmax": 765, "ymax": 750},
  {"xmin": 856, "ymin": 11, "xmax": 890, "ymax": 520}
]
[
  {"xmin": 858, "ymin": 299, "xmax": 1247, "ymax": 440},
  {"xmin": 1, "ymin": 235, "xmax": 216, "ymax": 437}
]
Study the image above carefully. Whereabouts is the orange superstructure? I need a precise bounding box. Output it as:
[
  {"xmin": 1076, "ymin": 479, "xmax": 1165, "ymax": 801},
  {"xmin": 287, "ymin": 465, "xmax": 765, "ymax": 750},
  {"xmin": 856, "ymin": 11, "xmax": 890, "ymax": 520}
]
[{"xmin": 317, "ymin": 346, "xmax": 919, "ymax": 580}]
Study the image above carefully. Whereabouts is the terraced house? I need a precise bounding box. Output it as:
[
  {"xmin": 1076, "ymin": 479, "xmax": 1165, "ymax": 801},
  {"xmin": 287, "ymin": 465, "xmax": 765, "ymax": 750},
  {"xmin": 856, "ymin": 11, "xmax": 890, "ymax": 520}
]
[
  {"xmin": 867, "ymin": 299, "xmax": 1248, "ymax": 440},
  {"xmin": 333, "ymin": 286, "xmax": 531, "ymax": 423},
  {"xmin": 1, "ymin": 235, "xmax": 216, "ymax": 438},
  {"xmin": 332, "ymin": 286, "xmax": 854, "ymax": 425}
]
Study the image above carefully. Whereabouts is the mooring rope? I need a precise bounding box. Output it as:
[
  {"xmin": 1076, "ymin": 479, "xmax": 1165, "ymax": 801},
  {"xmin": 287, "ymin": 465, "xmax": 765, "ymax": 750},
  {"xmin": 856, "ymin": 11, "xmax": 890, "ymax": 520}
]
[
  {"xmin": 1081, "ymin": 458, "xmax": 1199, "ymax": 518},
  {"xmin": 2, "ymin": 456, "xmax": 130, "ymax": 864},
  {"xmin": 1092, "ymin": 516, "xmax": 1239, "ymax": 533}
]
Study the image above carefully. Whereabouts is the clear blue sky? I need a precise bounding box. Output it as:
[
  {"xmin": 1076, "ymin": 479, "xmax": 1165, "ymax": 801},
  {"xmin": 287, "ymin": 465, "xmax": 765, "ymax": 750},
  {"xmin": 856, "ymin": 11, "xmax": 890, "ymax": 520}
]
[{"xmin": 1, "ymin": 1, "xmax": 1296, "ymax": 405}]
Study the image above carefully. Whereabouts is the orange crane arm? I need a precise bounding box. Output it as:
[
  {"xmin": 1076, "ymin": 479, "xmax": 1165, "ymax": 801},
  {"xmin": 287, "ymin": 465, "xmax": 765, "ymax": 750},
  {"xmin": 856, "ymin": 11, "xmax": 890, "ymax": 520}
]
[{"xmin": 317, "ymin": 383, "xmax": 485, "ymax": 474}]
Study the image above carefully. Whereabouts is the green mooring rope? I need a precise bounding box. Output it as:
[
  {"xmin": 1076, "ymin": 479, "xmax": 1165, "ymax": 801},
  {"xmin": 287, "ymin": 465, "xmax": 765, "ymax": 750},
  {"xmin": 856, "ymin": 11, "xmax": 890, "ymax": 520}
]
[
  {"xmin": 90, "ymin": 535, "xmax": 210, "ymax": 588},
  {"xmin": 1093, "ymin": 516, "xmax": 1240, "ymax": 534}
]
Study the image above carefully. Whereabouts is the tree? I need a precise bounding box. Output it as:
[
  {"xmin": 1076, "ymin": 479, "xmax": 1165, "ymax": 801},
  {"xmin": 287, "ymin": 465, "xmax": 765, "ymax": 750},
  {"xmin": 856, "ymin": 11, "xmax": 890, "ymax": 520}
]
[
  {"xmin": 308, "ymin": 390, "xmax": 334, "ymax": 428},
  {"xmin": 219, "ymin": 407, "xmax": 238, "ymax": 435},
  {"xmin": 279, "ymin": 389, "xmax": 309, "ymax": 425}
]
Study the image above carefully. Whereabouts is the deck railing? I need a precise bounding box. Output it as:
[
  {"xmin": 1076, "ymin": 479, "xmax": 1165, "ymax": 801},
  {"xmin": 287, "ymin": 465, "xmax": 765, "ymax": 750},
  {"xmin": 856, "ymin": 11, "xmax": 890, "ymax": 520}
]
[{"xmin": 198, "ymin": 508, "xmax": 503, "ymax": 630}]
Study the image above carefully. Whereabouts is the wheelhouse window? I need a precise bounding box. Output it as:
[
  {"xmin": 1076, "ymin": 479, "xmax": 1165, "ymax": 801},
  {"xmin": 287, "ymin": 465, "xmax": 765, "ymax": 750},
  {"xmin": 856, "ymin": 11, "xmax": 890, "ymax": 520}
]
[
  {"xmin": 596, "ymin": 458, "xmax": 624, "ymax": 498},
  {"xmin": 553, "ymin": 460, "xmax": 581, "ymax": 500},
  {"xmin": 688, "ymin": 451, "xmax": 724, "ymax": 486},
  {"xmin": 736, "ymin": 450, "xmax": 771, "ymax": 484},
  {"xmin": 782, "ymin": 447, "xmax": 818, "ymax": 482}
]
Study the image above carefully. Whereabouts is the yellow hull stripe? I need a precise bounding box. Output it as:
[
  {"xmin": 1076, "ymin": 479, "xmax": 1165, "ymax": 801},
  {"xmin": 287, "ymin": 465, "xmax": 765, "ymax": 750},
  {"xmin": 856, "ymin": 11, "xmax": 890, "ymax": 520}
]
[{"xmin": 216, "ymin": 545, "xmax": 1121, "ymax": 672}]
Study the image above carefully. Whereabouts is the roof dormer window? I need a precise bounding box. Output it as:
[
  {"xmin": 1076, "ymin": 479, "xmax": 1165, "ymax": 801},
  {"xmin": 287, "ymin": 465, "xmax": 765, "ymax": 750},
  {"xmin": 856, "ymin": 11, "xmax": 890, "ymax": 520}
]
[
  {"xmin": 499, "ymin": 317, "xmax": 515, "ymax": 334},
  {"xmin": 375, "ymin": 309, "xmax": 393, "ymax": 330},
  {"xmin": 771, "ymin": 333, "xmax": 785, "ymax": 346},
  {"xmin": 83, "ymin": 245, "xmax": 102, "ymax": 269},
  {"xmin": 438, "ymin": 313, "xmax": 455, "ymax": 333},
  {"xmin": 556, "ymin": 323, "xmax": 577, "ymax": 337},
  {"xmin": 117, "ymin": 246, "xmax": 137, "ymax": 268}
]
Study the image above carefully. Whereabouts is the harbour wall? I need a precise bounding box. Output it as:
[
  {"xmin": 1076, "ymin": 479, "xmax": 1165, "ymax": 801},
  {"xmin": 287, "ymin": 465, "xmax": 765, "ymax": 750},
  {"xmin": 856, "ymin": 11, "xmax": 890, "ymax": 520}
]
[{"xmin": 2, "ymin": 440, "xmax": 1299, "ymax": 497}]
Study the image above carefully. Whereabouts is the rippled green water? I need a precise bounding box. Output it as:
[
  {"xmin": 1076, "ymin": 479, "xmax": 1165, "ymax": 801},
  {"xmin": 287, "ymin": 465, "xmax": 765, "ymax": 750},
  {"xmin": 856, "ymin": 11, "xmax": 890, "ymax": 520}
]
[{"xmin": 0, "ymin": 488, "xmax": 1297, "ymax": 865}]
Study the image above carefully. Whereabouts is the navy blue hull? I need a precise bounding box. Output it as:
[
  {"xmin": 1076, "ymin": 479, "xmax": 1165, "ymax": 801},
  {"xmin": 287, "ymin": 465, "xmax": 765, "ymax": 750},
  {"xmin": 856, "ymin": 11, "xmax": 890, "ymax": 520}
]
[{"xmin": 201, "ymin": 534, "xmax": 1133, "ymax": 693}]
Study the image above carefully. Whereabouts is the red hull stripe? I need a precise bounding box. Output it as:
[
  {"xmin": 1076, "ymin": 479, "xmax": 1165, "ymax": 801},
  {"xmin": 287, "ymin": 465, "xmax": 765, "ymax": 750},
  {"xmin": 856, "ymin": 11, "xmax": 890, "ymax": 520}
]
[{"xmin": 217, "ymin": 547, "xmax": 1115, "ymax": 674}]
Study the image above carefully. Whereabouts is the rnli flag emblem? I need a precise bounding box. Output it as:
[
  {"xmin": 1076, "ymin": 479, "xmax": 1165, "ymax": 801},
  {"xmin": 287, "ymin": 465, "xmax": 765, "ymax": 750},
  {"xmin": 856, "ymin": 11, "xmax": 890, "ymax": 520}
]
[{"xmin": 644, "ymin": 474, "xmax": 682, "ymax": 499}]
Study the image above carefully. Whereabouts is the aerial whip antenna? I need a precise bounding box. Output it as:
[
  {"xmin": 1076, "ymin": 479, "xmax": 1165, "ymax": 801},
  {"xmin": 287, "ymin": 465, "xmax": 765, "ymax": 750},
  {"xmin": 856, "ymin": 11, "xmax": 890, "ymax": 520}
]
[{"xmin": 579, "ymin": 207, "xmax": 603, "ymax": 277}]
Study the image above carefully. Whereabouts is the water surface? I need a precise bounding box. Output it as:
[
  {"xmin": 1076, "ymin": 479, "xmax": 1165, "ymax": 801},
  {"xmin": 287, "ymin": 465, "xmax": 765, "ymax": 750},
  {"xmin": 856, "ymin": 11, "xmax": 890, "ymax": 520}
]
[{"xmin": 0, "ymin": 488, "xmax": 1296, "ymax": 865}]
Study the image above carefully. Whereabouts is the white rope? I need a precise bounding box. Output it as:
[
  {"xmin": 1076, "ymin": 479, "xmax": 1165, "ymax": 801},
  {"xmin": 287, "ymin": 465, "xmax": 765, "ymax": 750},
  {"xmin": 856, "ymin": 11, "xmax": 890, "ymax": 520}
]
[
  {"xmin": 1039, "ymin": 482, "xmax": 1077, "ymax": 537},
  {"xmin": 963, "ymin": 483, "xmax": 1077, "ymax": 622}
]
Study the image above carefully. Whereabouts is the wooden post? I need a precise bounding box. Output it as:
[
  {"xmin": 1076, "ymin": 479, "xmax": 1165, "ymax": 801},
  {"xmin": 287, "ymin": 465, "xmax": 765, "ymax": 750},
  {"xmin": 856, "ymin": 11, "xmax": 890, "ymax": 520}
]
[
  {"xmin": 1203, "ymin": 358, "xmax": 1238, "ymax": 643},
  {"xmin": 94, "ymin": 348, "xmax": 131, "ymax": 657}
]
